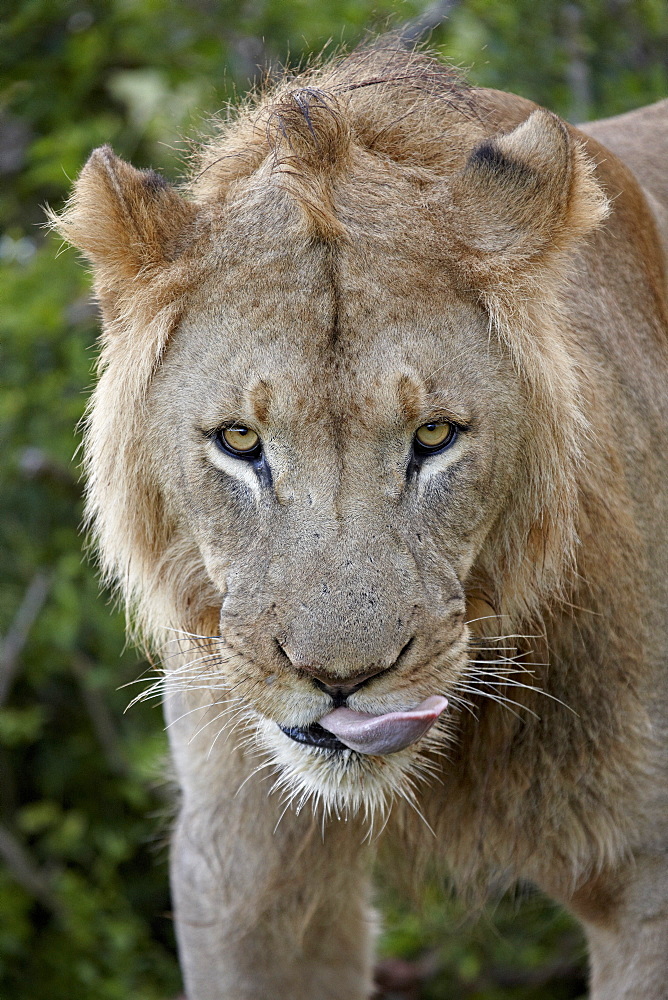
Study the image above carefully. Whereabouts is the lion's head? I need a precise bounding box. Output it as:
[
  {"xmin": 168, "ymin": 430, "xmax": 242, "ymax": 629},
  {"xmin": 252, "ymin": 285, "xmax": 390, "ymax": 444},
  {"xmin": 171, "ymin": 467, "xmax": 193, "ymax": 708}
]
[{"xmin": 53, "ymin": 45, "xmax": 610, "ymax": 825}]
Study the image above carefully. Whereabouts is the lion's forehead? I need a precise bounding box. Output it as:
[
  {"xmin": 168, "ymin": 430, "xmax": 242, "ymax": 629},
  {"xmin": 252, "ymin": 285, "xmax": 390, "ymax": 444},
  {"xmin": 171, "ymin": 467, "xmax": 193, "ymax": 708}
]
[
  {"xmin": 169, "ymin": 322, "xmax": 495, "ymax": 442},
  {"xmin": 172, "ymin": 246, "xmax": 508, "ymax": 435}
]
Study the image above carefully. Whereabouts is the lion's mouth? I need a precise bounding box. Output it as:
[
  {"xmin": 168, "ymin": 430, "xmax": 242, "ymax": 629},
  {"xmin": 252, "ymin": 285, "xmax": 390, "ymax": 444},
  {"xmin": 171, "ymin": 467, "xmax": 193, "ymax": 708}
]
[
  {"xmin": 279, "ymin": 722, "xmax": 348, "ymax": 752},
  {"xmin": 279, "ymin": 696, "xmax": 448, "ymax": 756}
]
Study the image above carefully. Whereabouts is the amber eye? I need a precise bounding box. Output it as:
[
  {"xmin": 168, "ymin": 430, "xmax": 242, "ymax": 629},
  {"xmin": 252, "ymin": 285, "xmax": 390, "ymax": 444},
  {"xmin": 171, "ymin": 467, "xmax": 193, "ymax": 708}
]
[
  {"xmin": 414, "ymin": 421, "xmax": 456, "ymax": 454},
  {"xmin": 217, "ymin": 425, "xmax": 261, "ymax": 457}
]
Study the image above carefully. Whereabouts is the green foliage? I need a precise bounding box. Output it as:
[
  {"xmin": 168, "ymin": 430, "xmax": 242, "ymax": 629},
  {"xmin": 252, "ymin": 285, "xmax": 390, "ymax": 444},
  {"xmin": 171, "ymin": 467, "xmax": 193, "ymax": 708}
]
[
  {"xmin": 442, "ymin": 0, "xmax": 668, "ymax": 121},
  {"xmin": 0, "ymin": 239, "xmax": 179, "ymax": 999},
  {"xmin": 378, "ymin": 886, "xmax": 587, "ymax": 999},
  {"xmin": 1, "ymin": 1, "xmax": 665, "ymax": 997}
]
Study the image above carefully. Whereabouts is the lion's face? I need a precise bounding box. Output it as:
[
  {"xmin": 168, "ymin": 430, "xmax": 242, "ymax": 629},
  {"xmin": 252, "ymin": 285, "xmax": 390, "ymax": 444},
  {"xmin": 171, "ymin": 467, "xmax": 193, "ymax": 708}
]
[{"xmin": 146, "ymin": 223, "xmax": 525, "ymax": 817}]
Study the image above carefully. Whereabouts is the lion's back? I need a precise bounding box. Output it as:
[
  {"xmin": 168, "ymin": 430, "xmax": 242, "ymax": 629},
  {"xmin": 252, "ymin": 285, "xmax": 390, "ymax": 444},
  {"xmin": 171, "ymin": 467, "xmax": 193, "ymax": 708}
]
[{"xmin": 582, "ymin": 99, "xmax": 668, "ymax": 257}]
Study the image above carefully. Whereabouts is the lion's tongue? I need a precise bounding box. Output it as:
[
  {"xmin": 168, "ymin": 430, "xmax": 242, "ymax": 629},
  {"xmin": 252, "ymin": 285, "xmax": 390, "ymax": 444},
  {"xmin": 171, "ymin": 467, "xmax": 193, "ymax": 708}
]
[{"xmin": 319, "ymin": 695, "xmax": 448, "ymax": 755}]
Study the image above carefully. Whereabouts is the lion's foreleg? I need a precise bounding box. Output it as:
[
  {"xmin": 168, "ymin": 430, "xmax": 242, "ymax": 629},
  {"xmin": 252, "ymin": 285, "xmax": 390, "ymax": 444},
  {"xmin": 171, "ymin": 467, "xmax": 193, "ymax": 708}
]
[
  {"xmin": 572, "ymin": 852, "xmax": 668, "ymax": 1000},
  {"xmin": 167, "ymin": 698, "xmax": 376, "ymax": 1000}
]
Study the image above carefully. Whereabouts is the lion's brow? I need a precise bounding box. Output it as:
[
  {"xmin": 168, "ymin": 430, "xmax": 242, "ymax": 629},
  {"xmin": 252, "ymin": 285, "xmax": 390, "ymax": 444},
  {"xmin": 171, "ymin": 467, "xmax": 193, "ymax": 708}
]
[{"xmin": 248, "ymin": 379, "xmax": 273, "ymax": 424}]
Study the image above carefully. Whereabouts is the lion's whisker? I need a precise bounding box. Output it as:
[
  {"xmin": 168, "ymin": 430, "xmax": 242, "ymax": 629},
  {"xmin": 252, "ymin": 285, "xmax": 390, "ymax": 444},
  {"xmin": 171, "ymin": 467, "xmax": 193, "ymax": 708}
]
[
  {"xmin": 447, "ymin": 694, "xmax": 479, "ymax": 720},
  {"xmin": 190, "ymin": 702, "xmax": 250, "ymax": 743},
  {"xmin": 161, "ymin": 626, "xmax": 220, "ymax": 641},
  {"xmin": 453, "ymin": 684, "xmax": 537, "ymax": 720},
  {"xmin": 207, "ymin": 711, "xmax": 256, "ymax": 761},
  {"xmin": 234, "ymin": 759, "xmax": 278, "ymax": 798},
  {"xmin": 127, "ymin": 680, "xmax": 232, "ymax": 710},
  {"xmin": 464, "ymin": 614, "xmax": 511, "ymax": 626},
  {"xmin": 163, "ymin": 697, "xmax": 243, "ymax": 731},
  {"xmin": 127, "ymin": 652, "xmax": 223, "ymax": 680},
  {"xmin": 272, "ymin": 794, "xmax": 298, "ymax": 835}
]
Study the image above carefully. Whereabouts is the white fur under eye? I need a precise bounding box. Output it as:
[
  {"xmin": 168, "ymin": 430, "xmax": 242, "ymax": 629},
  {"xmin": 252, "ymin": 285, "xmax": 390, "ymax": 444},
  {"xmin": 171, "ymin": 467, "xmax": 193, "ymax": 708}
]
[
  {"xmin": 415, "ymin": 433, "xmax": 466, "ymax": 495},
  {"xmin": 206, "ymin": 440, "xmax": 262, "ymax": 499}
]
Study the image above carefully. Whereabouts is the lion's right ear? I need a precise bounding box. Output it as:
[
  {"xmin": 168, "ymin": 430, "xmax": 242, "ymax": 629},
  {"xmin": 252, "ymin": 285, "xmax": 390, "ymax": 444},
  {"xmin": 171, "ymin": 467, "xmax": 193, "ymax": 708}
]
[
  {"xmin": 446, "ymin": 110, "xmax": 609, "ymax": 296},
  {"xmin": 49, "ymin": 146, "xmax": 197, "ymax": 313}
]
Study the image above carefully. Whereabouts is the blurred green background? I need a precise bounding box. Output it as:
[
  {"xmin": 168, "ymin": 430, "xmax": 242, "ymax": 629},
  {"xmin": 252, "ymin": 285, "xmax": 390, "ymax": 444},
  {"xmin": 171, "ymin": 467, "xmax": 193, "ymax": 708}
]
[{"xmin": 1, "ymin": 1, "xmax": 666, "ymax": 998}]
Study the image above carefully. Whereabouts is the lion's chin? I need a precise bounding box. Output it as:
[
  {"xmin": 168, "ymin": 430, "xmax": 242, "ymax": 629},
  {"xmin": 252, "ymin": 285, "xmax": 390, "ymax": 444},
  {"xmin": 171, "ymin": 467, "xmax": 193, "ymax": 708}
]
[{"xmin": 252, "ymin": 716, "xmax": 444, "ymax": 830}]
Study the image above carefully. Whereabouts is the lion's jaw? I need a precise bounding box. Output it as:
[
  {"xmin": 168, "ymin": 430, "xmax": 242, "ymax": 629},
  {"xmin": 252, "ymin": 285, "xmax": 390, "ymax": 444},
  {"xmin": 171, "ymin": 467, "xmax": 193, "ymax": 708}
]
[{"xmin": 254, "ymin": 714, "xmax": 449, "ymax": 826}]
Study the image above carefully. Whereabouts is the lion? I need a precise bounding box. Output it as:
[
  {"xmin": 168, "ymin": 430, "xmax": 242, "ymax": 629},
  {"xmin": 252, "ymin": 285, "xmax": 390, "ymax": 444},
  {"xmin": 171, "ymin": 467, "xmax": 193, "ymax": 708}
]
[{"xmin": 52, "ymin": 41, "xmax": 668, "ymax": 1000}]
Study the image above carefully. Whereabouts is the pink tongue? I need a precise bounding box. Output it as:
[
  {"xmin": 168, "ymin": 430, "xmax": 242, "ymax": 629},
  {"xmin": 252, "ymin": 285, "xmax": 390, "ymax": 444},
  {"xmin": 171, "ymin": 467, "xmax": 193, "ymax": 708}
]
[{"xmin": 319, "ymin": 695, "xmax": 448, "ymax": 755}]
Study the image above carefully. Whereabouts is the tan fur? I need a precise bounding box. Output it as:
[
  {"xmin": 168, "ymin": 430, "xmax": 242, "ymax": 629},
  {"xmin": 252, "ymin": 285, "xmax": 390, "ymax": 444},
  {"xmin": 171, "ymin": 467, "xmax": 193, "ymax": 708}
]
[{"xmin": 52, "ymin": 42, "xmax": 668, "ymax": 1000}]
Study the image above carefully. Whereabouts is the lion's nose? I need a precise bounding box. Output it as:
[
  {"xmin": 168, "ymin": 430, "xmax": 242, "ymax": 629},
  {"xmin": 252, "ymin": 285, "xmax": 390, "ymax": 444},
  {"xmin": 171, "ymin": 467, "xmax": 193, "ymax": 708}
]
[
  {"xmin": 307, "ymin": 666, "xmax": 389, "ymax": 703},
  {"xmin": 275, "ymin": 638, "xmax": 415, "ymax": 704}
]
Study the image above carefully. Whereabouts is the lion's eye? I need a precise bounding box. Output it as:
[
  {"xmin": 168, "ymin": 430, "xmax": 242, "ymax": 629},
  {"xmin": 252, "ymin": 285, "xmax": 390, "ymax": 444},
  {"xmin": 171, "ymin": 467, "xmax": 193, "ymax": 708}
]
[
  {"xmin": 217, "ymin": 425, "xmax": 262, "ymax": 458},
  {"xmin": 414, "ymin": 421, "xmax": 456, "ymax": 455}
]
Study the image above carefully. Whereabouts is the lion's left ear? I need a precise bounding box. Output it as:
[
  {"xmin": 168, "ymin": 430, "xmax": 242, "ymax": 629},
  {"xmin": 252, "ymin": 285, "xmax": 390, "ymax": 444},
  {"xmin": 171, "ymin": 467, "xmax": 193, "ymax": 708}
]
[
  {"xmin": 447, "ymin": 110, "xmax": 608, "ymax": 291},
  {"xmin": 49, "ymin": 146, "xmax": 198, "ymax": 317}
]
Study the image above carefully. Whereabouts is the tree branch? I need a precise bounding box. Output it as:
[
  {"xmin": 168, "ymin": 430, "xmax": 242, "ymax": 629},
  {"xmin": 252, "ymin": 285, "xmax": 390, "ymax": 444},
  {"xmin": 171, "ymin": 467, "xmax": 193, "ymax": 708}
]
[
  {"xmin": 0, "ymin": 571, "xmax": 51, "ymax": 706},
  {"xmin": 398, "ymin": 0, "xmax": 462, "ymax": 47},
  {"xmin": 0, "ymin": 822, "xmax": 58, "ymax": 912},
  {"xmin": 71, "ymin": 654, "xmax": 128, "ymax": 777}
]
